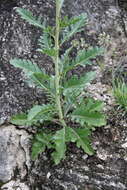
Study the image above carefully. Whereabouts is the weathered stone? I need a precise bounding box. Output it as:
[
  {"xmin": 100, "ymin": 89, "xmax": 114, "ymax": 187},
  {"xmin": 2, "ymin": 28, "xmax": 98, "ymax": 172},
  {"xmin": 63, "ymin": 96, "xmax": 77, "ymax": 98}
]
[
  {"xmin": 1, "ymin": 180, "xmax": 30, "ymax": 190},
  {"xmin": 0, "ymin": 125, "xmax": 31, "ymax": 182}
]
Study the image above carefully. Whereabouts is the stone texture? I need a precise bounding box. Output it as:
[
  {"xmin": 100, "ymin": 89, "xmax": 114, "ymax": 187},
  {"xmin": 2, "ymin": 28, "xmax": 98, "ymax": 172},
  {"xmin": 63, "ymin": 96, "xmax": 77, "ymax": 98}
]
[
  {"xmin": 1, "ymin": 180, "xmax": 30, "ymax": 190},
  {"xmin": 0, "ymin": 125, "xmax": 31, "ymax": 182}
]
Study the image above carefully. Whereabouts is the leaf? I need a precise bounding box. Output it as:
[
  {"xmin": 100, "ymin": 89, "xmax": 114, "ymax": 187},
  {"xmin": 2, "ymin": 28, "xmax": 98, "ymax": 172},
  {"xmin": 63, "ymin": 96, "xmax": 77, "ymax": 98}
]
[
  {"xmin": 73, "ymin": 47, "xmax": 104, "ymax": 67},
  {"xmin": 66, "ymin": 127, "xmax": 94, "ymax": 155},
  {"xmin": 16, "ymin": 8, "xmax": 44, "ymax": 29},
  {"xmin": 42, "ymin": 48, "xmax": 57, "ymax": 57},
  {"xmin": 11, "ymin": 104, "xmax": 54, "ymax": 126},
  {"xmin": 11, "ymin": 113, "xmax": 29, "ymax": 126},
  {"xmin": 10, "ymin": 59, "xmax": 53, "ymax": 94},
  {"xmin": 63, "ymin": 71, "xmax": 96, "ymax": 95},
  {"xmin": 27, "ymin": 104, "xmax": 53, "ymax": 120},
  {"xmin": 38, "ymin": 32, "xmax": 56, "ymax": 57},
  {"xmin": 10, "ymin": 59, "xmax": 42, "ymax": 75},
  {"xmin": 27, "ymin": 104, "xmax": 54, "ymax": 123},
  {"xmin": 61, "ymin": 47, "xmax": 104, "ymax": 76},
  {"xmin": 61, "ymin": 13, "xmax": 87, "ymax": 45},
  {"xmin": 84, "ymin": 98, "xmax": 104, "ymax": 112},
  {"xmin": 71, "ymin": 100, "xmax": 106, "ymax": 127},
  {"xmin": 52, "ymin": 127, "xmax": 66, "ymax": 164},
  {"xmin": 32, "ymin": 132, "xmax": 52, "ymax": 160},
  {"xmin": 60, "ymin": 16, "xmax": 84, "ymax": 28},
  {"xmin": 30, "ymin": 72, "xmax": 50, "ymax": 90}
]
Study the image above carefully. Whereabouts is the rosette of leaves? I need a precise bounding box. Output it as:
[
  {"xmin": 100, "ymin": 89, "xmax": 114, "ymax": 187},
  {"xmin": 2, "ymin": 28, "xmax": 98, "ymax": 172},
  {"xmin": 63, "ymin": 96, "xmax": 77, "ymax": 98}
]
[{"xmin": 10, "ymin": 0, "xmax": 106, "ymax": 164}]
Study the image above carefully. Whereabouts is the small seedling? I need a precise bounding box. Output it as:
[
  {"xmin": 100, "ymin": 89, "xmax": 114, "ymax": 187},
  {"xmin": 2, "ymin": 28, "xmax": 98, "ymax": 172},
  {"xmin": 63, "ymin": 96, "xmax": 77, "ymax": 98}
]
[
  {"xmin": 10, "ymin": 0, "xmax": 106, "ymax": 164},
  {"xmin": 113, "ymin": 78, "xmax": 127, "ymax": 110}
]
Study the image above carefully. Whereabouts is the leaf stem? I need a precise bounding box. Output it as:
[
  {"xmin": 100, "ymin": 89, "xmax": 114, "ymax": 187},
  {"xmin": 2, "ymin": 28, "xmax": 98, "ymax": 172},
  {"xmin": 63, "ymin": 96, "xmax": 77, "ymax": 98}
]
[{"xmin": 55, "ymin": 0, "xmax": 66, "ymax": 127}]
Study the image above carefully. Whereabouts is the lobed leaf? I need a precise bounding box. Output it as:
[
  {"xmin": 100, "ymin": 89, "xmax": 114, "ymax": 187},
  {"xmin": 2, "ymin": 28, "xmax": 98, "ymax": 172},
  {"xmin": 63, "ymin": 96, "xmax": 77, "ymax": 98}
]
[
  {"xmin": 71, "ymin": 99, "xmax": 106, "ymax": 127},
  {"xmin": 74, "ymin": 47, "xmax": 104, "ymax": 67},
  {"xmin": 61, "ymin": 13, "xmax": 87, "ymax": 45},
  {"xmin": 10, "ymin": 58, "xmax": 42, "ymax": 75},
  {"xmin": 11, "ymin": 104, "xmax": 54, "ymax": 126},
  {"xmin": 66, "ymin": 127, "xmax": 94, "ymax": 155},
  {"xmin": 16, "ymin": 8, "xmax": 44, "ymax": 29},
  {"xmin": 38, "ymin": 32, "xmax": 56, "ymax": 57},
  {"xmin": 11, "ymin": 113, "xmax": 30, "ymax": 126},
  {"xmin": 10, "ymin": 59, "xmax": 53, "ymax": 95},
  {"xmin": 52, "ymin": 127, "xmax": 66, "ymax": 164},
  {"xmin": 32, "ymin": 132, "xmax": 52, "ymax": 160},
  {"xmin": 63, "ymin": 71, "xmax": 96, "ymax": 95}
]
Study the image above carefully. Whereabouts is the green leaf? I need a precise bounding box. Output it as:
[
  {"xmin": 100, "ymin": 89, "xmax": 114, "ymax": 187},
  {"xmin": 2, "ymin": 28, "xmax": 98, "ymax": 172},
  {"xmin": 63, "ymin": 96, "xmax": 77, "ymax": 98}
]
[
  {"xmin": 52, "ymin": 127, "xmax": 66, "ymax": 164},
  {"xmin": 27, "ymin": 104, "xmax": 53, "ymax": 120},
  {"xmin": 61, "ymin": 13, "xmax": 87, "ymax": 45},
  {"xmin": 10, "ymin": 59, "xmax": 52, "ymax": 94},
  {"xmin": 32, "ymin": 132, "xmax": 52, "ymax": 160},
  {"xmin": 42, "ymin": 48, "xmax": 57, "ymax": 57},
  {"xmin": 74, "ymin": 47, "xmax": 104, "ymax": 67},
  {"xmin": 84, "ymin": 99, "xmax": 104, "ymax": 112},
  {"xmin": 60, "ymin": 16, "xmax": 84, "ymax": 28},
  {"xmin": 66, "ymin": 127, "xmax": 94, "ymax": 155},
  {"xmin": 10, "ymin": 59, "xmax": 42, "ymax": 75},
  {"xmin": 11, "ymin": 113, "xmax": 29, "ymax": 126},
  {"xmin": 63, "ymin": 71, "xmax": 96, "ymax": 95},
  {"xmin": 27, "ymin": 104, "xmax": 54, "ymax": 123},
  {"xmin": 28, "ymin": 104, "xmax": 54, "ymax": 121},
  {"xmin": 30, "ymin": 72, "xmax": 50, "ymax": 90},
  {"xmin": 71, "ymin": 101, "xmax": 106, "ymax": 127},
  {"xmin": 38, "ymin": 32, "xmax": 56, "ymax": 57},
  {"xmin": 11, "ymin": 104, "xmax": 54, "ymax": 126},
  {"xmin": 16, "ymin": 8, "xmax": 44, "ymax": 29},
  {"xmin": 61, "ymin": 47, "xmax": 104, "ymax": 77}
]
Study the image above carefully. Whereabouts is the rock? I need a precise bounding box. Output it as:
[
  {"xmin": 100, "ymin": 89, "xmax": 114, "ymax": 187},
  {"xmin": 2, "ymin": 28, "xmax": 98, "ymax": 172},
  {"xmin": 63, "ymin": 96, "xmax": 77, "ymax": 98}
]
[
  {"xmin": 0, "ymin": 125, "xmax": 31, "ymax": 182},
  {"xmin": 121, "ymin": 142, "xmax": 127, "ymax": 148},
  {"xmin": 1, "ymin": 180, "xmax": 30, "ymax": 190}
]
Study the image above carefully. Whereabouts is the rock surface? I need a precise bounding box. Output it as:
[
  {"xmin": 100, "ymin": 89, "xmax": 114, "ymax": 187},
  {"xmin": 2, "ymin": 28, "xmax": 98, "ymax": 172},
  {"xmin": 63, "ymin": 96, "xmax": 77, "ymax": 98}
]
[
  {"xmin": 0, "ymin": 125, "xmax": 31, "ymax": 183},
  {"xmin": 1, "ymin": 0, "xmax": 127, "ymax": 190}
]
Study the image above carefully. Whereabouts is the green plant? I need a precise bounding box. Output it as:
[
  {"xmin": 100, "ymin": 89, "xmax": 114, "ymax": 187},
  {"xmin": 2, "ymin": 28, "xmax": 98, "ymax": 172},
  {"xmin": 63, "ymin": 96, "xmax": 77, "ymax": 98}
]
[
  {"xmin": 10, "ymin": 0, "xmax": 106, "ymax": 164},
  {"xmin": 113, "ymin": 79, "xmax": 127, "ymax": 110}
]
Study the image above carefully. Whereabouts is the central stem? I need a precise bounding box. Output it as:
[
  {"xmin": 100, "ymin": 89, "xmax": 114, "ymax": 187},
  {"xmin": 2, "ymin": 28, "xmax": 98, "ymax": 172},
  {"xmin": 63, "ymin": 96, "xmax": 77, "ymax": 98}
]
[{"xmin": 55, "ymin": 0, "xmax": 66, "ymax": 127}]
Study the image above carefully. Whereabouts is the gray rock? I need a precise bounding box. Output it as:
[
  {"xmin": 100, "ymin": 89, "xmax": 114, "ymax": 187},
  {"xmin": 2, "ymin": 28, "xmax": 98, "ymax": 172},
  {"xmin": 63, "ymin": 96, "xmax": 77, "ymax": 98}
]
[
  {"xmin": 0, "ymin": 125, "xmax": 31, "ymax": 182},
  {"xmin": 1, "ymin": 180, "xmax": 30, "ymax": 190}
]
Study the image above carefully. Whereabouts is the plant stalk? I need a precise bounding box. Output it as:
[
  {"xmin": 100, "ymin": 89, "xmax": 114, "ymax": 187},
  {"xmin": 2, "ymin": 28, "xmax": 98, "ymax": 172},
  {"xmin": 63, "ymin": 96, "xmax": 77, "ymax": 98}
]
[{"xmin": 55, "ymin": 0, "xmax": 66, "ymax": 127}]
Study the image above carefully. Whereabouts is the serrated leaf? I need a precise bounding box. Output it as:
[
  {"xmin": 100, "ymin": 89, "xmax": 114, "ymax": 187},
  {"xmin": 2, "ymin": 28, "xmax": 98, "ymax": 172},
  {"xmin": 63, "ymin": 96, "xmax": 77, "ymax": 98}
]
[
  {"xmin": 63, "ymin": 71, "xmax": 96, "ymax": 95},
  {"xmin": 66, "ymin": 127, "xmax": 94, "ymax": 155},
  {"xmin": 10, "ymin": 59, "xmax": 42, "ymax": 75},
  {"xmin": 84, "ymin": 99, "xmax": 104, "ymax": 112},
  {"xmin": 30, "ymin": 72, "xmax": 50, "ymax": 89},
  {"xmin": 71, "ymin": 106, "xmax": 106, "ymax": 127},
  {"xmin": 52, "ymin": 127, "xmax": 66, "ymax": 164},
  {"xmin": 27, "ymin": 104, "xmax": 54, "ymax": 121},
  {"xmin": 61, "ymin": 13, "xmax": 87, "ymax": 45},
  {"xmin": 28, "ymin": 104, "xmax": 54, "ymax": 123},
  {"xmin": 11, "ymin": 113, "xmax": 29, "ymax": 126},
  {"xmin": 16, "ymin": 8, "xmax": 44, "ymax": 29},
  {"xmin": 27, "ymin": 104, "xmax": 54, "ymax": 120},
  {"xmin": 38, "ymin": 31, "xmax": 56, "ymax": 57},
  {"xmin": 11, "ymin": 104, "xmax": 54, "ymax": 126},
  {"xmin": 74, "ymin": 47, "xmax": 104, "ymax": 67},
  {"xmin": 41, "ymin": 48, "xmax": 57, "ymax": 57},
  {"xmin": 32, "ymin": 132, "xmax": 52, "ymax": 160},
  {"xmin": 60, "ymin": 16, "xmax": 83, "ymax": 28}
]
